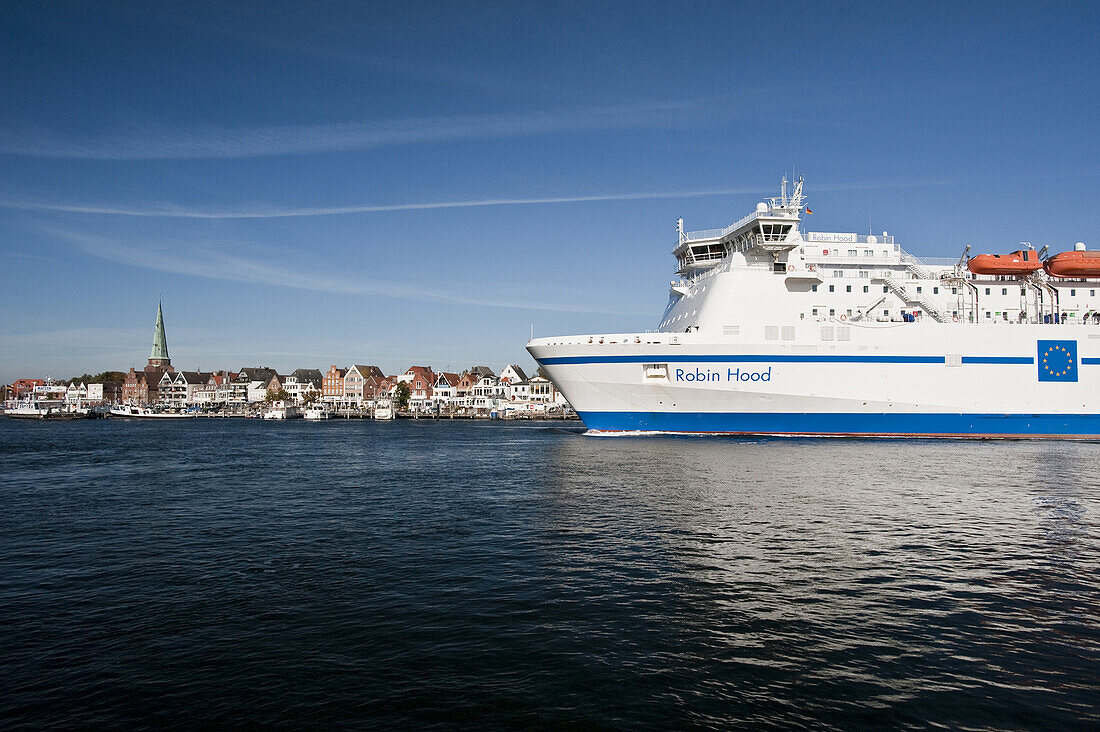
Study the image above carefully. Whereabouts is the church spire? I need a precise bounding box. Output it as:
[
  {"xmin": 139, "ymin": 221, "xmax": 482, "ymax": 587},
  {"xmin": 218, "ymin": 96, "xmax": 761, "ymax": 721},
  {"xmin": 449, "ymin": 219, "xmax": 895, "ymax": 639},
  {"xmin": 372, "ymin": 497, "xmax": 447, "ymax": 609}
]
[{"xmin": 148, "ymin": 300, "xmax": 171, "ymax": 368}]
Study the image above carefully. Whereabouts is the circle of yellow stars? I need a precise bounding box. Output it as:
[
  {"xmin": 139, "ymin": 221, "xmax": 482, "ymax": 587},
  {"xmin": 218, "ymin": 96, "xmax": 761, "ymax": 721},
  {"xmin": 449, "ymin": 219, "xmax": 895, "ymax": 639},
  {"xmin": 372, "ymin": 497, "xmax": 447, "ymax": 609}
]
[{"xmin": 1041, "ymin": 345, "xmax": 1074, "ymax": 377}]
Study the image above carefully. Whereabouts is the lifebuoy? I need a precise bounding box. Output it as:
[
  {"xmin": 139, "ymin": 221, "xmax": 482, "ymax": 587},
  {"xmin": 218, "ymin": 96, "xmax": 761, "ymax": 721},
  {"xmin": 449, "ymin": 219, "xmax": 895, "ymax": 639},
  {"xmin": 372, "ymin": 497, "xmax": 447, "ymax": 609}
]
[
  {"xmin": 839, "ymin": 313, "xmax": 848, "ymax": 321},
  {"xmin": 952, "ymin": 315, "xmax": 959, "ymax": 322}
]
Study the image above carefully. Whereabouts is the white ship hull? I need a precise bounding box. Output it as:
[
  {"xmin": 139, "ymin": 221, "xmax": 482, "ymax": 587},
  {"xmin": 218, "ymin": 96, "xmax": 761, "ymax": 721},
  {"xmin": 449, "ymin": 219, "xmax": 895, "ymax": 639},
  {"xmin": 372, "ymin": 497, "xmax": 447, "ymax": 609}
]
[
  {"xmin": 529, "ymin": 178, "xmax": 1100, "ymax": 438},
  {"xmin": 529, "ymin": 323, "xmax": 1100, "ymax": 438}
]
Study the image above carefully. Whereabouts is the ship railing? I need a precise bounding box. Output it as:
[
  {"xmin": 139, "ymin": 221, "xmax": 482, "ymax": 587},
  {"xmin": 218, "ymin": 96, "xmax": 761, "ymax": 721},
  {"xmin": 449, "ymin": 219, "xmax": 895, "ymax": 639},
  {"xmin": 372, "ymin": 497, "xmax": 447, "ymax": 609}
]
[{"xmin": 684, "ymin": 210, "xmax": 764, "ymax": 242}]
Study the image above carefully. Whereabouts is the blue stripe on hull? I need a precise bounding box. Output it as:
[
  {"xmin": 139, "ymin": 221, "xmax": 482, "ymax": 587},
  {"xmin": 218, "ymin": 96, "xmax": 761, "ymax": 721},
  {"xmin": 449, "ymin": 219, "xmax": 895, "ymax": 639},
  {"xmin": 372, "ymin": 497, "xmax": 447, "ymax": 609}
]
[{"xmin": 577, "ymin": 411, "xmax": 1100, "ymax": 437}]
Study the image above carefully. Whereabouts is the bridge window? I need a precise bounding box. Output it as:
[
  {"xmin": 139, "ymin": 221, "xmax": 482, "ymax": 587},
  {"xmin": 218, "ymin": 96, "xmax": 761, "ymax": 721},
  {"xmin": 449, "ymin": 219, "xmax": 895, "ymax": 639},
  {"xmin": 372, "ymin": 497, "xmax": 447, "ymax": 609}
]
[
  {"xmin": 848, "ymin": 249, "xmax": 857, "ymax": 256},
  {"xmin": 760, "ymin": 224, "xmax": 792, "ymax": 241},
  {"xmin": 833, "ymin": 270, "xmax": 843, "ymax": 277}
]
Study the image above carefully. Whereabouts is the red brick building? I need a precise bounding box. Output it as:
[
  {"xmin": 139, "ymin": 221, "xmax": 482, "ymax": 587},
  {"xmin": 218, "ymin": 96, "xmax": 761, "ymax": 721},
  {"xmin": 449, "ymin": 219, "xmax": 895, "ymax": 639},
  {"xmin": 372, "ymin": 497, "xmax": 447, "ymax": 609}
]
[
  {"xmin": 11, "ymin": 378, "xmax": 44, "ymax": 398},
  {"xmin": 322, "ymin": 365, "xmax": 347, "ymax": 402},
  {"xmin": 399, "ymin": 366, "xmax": 436, "ymax": 400}
]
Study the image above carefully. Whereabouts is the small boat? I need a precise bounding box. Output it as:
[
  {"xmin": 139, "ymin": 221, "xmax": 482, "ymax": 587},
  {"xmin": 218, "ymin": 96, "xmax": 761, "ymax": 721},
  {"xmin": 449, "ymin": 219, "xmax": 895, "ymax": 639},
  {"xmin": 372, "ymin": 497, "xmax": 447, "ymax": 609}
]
[
  {"xmin": 303, "ymin": 403, "xmax": 332, "ymax": 420},
  {"xmin": 967, "ymin": 249, "xmax": 1043, "ymax": 276},
  {"xmin": 373, "ymin": 400, "xmax": 395, "ymax": 420},
  {"xmin": 1043, "ymin": 250, "xmax": 1100, "ymax": 278},
  {"xmin": 262, "ymin": 401, "xmax": 302, "ymax": 420},
  {"xmin": 6, "ymin": 399, "xmax": 90, "ymax": 419},
  {"xmin": 109, "ymin": 404, "xmax": 195, "ymax": 419}
]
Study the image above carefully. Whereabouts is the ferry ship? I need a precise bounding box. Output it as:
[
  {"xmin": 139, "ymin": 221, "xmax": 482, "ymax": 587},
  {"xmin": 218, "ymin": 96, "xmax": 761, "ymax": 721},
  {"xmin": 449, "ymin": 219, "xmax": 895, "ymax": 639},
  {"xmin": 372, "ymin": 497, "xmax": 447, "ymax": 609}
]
[{"xmin": 527, "ymin": 178, "xmax": 1100, "ymax": 438}]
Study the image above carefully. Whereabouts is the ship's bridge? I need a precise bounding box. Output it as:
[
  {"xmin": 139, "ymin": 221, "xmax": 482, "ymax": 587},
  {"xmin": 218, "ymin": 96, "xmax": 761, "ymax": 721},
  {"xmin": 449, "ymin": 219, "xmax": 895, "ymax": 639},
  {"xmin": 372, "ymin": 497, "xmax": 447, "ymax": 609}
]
[{"xmin": 673, "ymin": 177, "xmax": 805, "ymax": 275}]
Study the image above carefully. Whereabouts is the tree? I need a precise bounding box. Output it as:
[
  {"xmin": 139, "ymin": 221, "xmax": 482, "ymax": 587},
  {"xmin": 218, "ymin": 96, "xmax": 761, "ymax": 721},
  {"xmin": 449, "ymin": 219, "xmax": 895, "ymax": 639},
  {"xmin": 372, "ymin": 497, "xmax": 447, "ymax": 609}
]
[
  {"xmin": 301, "ymin": 388, "xmax": 320, "ymax": 405},
  {"xmin": 65, "ymin": 371, "xmax": 127, "ymax": 384},
  {"xmin": 265, "ymin": 387, "xmax": 291, "ymax": 403},
  {"xmin": 394, "ymin": 382, "xmax": 410, "ymax": 409}
]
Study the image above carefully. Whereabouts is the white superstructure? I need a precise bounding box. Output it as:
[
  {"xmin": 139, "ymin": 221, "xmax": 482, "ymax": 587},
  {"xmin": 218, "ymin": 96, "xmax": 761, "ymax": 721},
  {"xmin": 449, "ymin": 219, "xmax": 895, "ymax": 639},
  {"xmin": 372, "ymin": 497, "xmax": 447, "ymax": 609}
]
[{"xmin": 527, "ymin": 178, "xmax": 1100, "ymax": 437}]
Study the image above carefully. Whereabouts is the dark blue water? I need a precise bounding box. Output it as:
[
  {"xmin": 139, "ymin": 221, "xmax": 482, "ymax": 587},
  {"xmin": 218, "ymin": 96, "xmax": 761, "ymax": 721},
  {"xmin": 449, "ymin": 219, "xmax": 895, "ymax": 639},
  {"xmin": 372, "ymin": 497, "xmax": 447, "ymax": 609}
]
[{"xmin": 1, "ymin": 418, "xmax": 1098, "ymax": 729}]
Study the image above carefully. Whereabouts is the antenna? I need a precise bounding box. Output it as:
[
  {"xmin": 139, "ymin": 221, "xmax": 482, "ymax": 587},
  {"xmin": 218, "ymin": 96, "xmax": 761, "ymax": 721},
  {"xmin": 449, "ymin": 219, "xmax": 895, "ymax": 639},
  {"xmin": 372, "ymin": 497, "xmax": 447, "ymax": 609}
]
[{"xmin": 956, "ymin": 244, "xmax": 970, "ymax": 269}]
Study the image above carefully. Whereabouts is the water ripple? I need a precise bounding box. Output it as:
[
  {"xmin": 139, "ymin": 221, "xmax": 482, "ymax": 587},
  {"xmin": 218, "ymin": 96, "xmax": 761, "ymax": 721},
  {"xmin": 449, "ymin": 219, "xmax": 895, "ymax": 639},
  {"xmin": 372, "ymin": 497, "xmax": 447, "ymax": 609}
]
[{"xmin": 0, "ymin": 419, "xmax": 1097, "ymax": 728}]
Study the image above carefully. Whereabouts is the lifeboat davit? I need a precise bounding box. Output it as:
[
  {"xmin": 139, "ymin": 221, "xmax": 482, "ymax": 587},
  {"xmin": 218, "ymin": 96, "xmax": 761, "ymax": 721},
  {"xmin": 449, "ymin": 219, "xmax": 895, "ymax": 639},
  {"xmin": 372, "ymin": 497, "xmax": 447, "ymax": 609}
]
[
  {"xmin": 1043, "ymin": 250, "xmax": 1100, "ymax": 278},
  {"xmin": 966, "ymin": 249, "xmax": 1043, "ymax": 276}
]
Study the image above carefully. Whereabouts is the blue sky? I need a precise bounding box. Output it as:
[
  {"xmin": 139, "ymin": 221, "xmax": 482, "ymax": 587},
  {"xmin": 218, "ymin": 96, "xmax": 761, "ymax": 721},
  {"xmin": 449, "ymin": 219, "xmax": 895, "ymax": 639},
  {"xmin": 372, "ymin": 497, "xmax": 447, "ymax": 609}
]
[{"xmin": 2, "ymin": 1, "xmax": 1098, "ymax": 382}]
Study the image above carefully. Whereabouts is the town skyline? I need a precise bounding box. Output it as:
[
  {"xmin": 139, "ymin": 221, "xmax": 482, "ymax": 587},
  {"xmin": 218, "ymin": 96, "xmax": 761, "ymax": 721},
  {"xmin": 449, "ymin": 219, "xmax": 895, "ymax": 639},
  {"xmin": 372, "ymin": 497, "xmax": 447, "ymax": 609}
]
[{"xmin": 3, "ymin": 2, "xmax": 1099, "ymax": 383}]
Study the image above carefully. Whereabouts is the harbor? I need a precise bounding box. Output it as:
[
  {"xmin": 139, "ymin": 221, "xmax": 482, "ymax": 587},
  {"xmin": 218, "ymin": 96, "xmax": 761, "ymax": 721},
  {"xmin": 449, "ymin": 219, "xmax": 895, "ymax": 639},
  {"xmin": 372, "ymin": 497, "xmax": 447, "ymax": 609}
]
[
  {"xmin": 3, "ymin": 2, "xmax": 1099, "ymax": 729},
  {"xmin": 2, "ymin": 303, "xmax": 577, "ymax": 422}
]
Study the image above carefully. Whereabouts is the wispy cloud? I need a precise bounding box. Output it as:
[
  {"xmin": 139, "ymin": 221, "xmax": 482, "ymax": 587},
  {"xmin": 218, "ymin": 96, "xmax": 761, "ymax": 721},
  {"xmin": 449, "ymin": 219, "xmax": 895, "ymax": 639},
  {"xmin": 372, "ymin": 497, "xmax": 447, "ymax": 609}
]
[
  {"xmin": 0, "ymin": 101, "xmax": 698, "ymax": 160},
  {"xmin": 0, "ymin": 179, "xmax": 956, "ymax": 220},
  {"xmin": 0, "ymin": 187, "xmax": 765, "ymax": 219},
  {"xmin": 44, "ymin": 227, "xmax": 634, "ymax": 315}
]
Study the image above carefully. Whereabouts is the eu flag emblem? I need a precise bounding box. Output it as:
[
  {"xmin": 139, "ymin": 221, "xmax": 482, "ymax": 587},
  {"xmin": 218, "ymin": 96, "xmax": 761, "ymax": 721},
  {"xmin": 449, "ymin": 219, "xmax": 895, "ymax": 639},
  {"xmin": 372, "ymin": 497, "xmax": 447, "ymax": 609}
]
[{"xmin": 1038, "ymin": 340, "xmax": 1077, "ymax": 382}]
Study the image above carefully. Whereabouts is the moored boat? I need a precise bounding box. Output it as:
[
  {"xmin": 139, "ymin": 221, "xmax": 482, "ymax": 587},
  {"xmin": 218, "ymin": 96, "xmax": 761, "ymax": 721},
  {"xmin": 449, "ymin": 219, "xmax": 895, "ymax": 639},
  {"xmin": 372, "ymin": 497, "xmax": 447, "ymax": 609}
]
[
  {"xmin": 262, "ymin": 401, "xmax": 302, "ymax": 420},
  {"xmin": 109, "ymin": 403, "xmax": 195, "ymax": 419},
  {"xmin": 303, "ymin": 403, "xmax": 332, "ymax": 420},
  {"xmin": 5, "ymin": 398, "xmax": 90, "ymax": 419}
]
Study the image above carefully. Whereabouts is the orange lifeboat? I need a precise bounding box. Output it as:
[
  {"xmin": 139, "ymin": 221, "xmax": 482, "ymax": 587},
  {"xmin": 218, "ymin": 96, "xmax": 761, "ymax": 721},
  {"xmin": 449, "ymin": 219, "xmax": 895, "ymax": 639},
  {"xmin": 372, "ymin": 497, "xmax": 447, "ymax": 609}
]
[
  {"xmin": 1043, "ymin": 250, "xmax": 1100, "ymax": 278},
  {"xmin": 966, "ymin": 249, "xmax": 1043, "ymax": 276}
]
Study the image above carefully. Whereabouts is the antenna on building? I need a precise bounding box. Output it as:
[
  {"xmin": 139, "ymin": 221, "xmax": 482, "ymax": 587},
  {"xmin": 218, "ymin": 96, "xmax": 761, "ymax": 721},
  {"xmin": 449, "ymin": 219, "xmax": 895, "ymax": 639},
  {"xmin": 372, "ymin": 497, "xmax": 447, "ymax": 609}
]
[{"xmin": 677, "ymin": 217, "xmax": 685, "ymax": 244}]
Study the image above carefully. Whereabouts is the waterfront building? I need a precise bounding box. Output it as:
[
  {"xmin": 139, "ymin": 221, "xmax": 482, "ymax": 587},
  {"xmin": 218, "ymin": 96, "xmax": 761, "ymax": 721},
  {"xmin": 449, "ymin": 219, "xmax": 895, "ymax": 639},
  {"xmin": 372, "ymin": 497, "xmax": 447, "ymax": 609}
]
[
  {"xmin": 322, "ymin": 366, "xmax": 346, "ymax": 404},
  {"xmin": 431, "ymin": 372, "xmax": 461, "ymax": 408},
  {"xmin": 233, "ymin": 368, "xmax": 277, "ymax": 403},
  {"xmin": 246, "ymin": 380, "xmax": 269, "ymax": 403},
  {"xmin": 93, "ymin": 381, "xmax": 124, "ymax": 404},
  {"xmin": 190, "ymin": 372, "xmax": 235, "ymax": 405},
  {"xmin": 453, "ymin": 372, "xmax": 479, "ymax": 407},
  {"xmin": 160, "ymin": 371, "xmax": 211, "ymax": 407},
  {"xmin": 342, "ymin": 364, "xmax": 385, "ymax": 405},
  {"xmin": 471, "ymin": 374, "xmax": 505, "ymax": 414},
  {"xmin": 398, "ymin": 366, "xmax": 436, "ymax": 401},
  {"xmin": 65, "ymin": 382, "xmax": 88, "ymax": 404},
  {"xmin": 12, "ymin": 379, "xmax": 44, "ymax": 398},
  {"xmin": 526, "ymin": 375, "xmax": 558, "ymax": 403},
  {"xmin": 265, "ymin": 373, "xmax": 286, "ymax": 396},
  {"xmin": 498, "ymin": 364, "xmax": 528, "ymax": 384},
  {"xmin": 286, "ymin": 369, "xmax": 323, "ymax": 403}
]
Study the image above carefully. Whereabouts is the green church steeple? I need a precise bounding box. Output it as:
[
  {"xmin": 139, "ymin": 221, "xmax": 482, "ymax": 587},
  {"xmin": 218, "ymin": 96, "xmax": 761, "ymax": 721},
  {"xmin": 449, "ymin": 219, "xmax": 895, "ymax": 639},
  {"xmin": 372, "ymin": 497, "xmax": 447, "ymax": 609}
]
[{"xmin": 148, "ymin": 300, "xmax": 171, "ymax": 368}]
